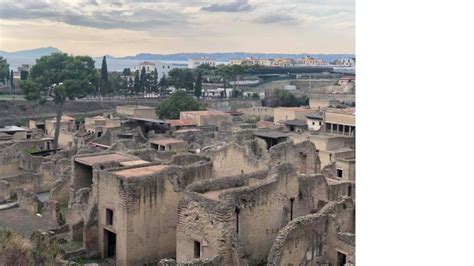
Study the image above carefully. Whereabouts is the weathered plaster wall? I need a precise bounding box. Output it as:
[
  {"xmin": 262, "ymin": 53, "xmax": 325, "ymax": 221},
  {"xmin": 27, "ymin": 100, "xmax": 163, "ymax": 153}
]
[
  {"xmin": 267, "ymin": 198, "xmax": 355, "ymax": 266},
  {"xmin": 269, "ymin": 140, "xmax": 320, "ymax": 175},
  {"xmin": 205, "ymin": 142, "xmax": 268, "ymax": 177}
]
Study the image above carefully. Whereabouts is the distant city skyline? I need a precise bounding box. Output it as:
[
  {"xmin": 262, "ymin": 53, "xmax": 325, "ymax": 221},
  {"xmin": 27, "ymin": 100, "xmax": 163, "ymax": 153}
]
[{"xmin": 0, "ymin": 0, "xmax": 355, "ymax": 57}]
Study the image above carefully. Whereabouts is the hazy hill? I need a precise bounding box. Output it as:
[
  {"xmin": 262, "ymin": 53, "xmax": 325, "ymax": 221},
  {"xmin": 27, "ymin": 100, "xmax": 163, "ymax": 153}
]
[{"xmin": 0, "ymin": 47, "xmax": 62, "ymax": 58}]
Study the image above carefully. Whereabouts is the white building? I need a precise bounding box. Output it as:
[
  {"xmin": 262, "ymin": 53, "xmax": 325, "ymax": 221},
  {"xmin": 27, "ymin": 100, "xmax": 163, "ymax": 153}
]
[
  {"xmin": 284, "ymin": 84, "xmax": 296, "ymax": 90},
  {"xmin": 334, "ymin": 58, "xmax": 356, "ymax": 67},
  {"xmin": 188, "ymin": 58, "xmax": 216, "ymax": 69},
  {"xmin": 202, "ymin": 87, "xmax": 234, "ymax": 98},
  {"xmin": 133, "ymin": 61, "xmax": 180, "ymax": 80},
  {"xmin": 306, "ymin": 114, "xmax": 324, "ymax": 131}
]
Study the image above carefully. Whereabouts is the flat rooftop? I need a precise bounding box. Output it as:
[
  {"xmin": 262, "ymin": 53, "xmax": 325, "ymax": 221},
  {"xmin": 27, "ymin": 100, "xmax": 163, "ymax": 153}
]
[
  {"xmin": 175, "ymin": 128, "xmax": 202, "ymax": 133},
  {"xmin": 254, "ymin": 131, "xmax": 289, "ymax": 139},
  {"xmin": 118, "ymin": 105, "xmax": 154, "ymax": 109},
  {"xmin": 0, "ymin": 126, "xmax": 27, "ymax": 133},
  {"xmin": 119, "ymin": 159, "xmax": 151, "ymax": 167},
  {"xmin": 112, "ymin": 165, "xmax": 169, "ymax": 178},
  {"xmin": 166, "ymin": 119, "xmax": 197, "ymax": 127},
  {"xmin": 276, "ymin": 107, "xmax": 312, "ymax": 112},
  {"xmin": 284, "ymin": 119, "xmax": 307, "ymax": 127},
  {"xmin": 181, "ymin": 111, "xmax": 231, "ymax": 116},
  {"xmin": 75, "ymin": 153, "xmax": 135, "ymax": 166},
  {"xmin": 151, "ymin": 138, "xmax": 186, "ymax": 146},
  {"xmin": 127, "ymin": 117, "xmax": 167, "ymax": 124},
  {"xmin": 325, "ymin": 107, "xmax": 356, "ymax": 115}
]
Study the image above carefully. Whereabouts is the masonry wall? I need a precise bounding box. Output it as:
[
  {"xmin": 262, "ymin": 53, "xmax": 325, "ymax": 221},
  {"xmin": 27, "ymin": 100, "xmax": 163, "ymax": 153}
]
[
  {"xmin": 95, "ymin": 161, "xmax": 213, "ymax": 265},
  {"xmin": 237, "ymin": 107, "xmax": 274, "ymax": 121},
  {"xmin": 269, "ymin": 140, "xmax": 320, "ymax": 175},
  {"xmin": 1, "ymin": 172, "xmax": 41, "ymax": 199},
  {"xmin": 176, "ymin": 194, "xmax": 235, "ymax": 265},
  {"xmin": 274, "ymin": 109, "xmax": 312, "ymax": 124},
  {"xmin": 335, "ymin": 159, "xmax": 356, "ymax": 181},
  {"xmin": 206, "ymin": 142, "xmax": 267, "ymax": 177},
  {"xmin": 267, "ymin": 198, "xmax": 355, "ymax": 266},
  {"xmin": 319, "ymin": 149, "xmax": 355, "ymax": 169},
  {"xmin": 0, "ymin": 140, "xmax": 52, "ymax": 177},
  {"xmin": 309, "ymin": 135, "xmax": 355, "ymax": 151},
  {"xmin": 178, "ymin": 164, "xmax": 329, "ymax": 265}
]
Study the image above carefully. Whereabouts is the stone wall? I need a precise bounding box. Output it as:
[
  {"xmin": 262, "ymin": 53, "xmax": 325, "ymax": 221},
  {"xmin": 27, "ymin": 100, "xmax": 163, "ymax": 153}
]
[
  {"xmin": 92, "ymin": 160, "xmax": 214, "ymax": 265},
  {"xmin": 267, "ymin": 197, "xmax": 355, "ymax": 266},
  {"xmin": 204, "ymin": 141, "xmax": 268, "ymax": 178},
  {"xmin": 269, "ymin": 140, "xmax": 320, "ymax": 175},
  {"xmin": 0, "ymin": 172, "xmax": 41, "ymax": 199},
  {"xmin": 16, "ymin": 188, "xmax": 42, "ymax": 215},
  {"xmin": 177, "ymin": 164, "xmax": 330, "ymax": 265}
]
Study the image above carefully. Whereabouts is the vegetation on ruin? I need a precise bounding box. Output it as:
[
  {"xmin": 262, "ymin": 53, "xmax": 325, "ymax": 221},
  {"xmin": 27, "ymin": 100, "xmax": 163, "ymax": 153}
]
[
  {"xmin": 265, "ymin": 88, "xmax": 309, "ymax": 107},
  {"xmin": 0, "ymin": 56, "xmax": 9, "ymax": 83},
  {"xmin": 0, "ymin": 229, "xmax": 60, "ymax": 265},
  {"xmin": 19, "ymin": 53, "xmax": 98, "ymax": 149},
  {"xmin": 156, "ymin": 90, "xmax": 204, "ymax": 119}
]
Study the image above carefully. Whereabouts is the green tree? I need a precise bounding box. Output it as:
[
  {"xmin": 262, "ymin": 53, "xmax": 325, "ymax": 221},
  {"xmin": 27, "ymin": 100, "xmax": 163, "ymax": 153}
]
[
  {"xmin": 122, "ymin": 67, "xmax": 131, "ymax": 76},
  {"xmin": 19, "ymin": 53, "xmax": 97, "ymax": 149},
  {"xmin": 100, "ymin": 56, "xmax": 108, "ymax": 95},
  {"xmin": 140, "ymin": 67, "xmax": 147, "ymax": 95},
  {"xmin": 194, "ymin": 71, "xmax": 202, "ymax": 98},
  {"xmin": 107, "ymin": 72, "xmax": 121, "ymax": 94},
  {"xmin": 0, "ymin": 57, "xmax": 9, "ymax": 83},
  {"xmin": 10, "ymin": 70, "xmax": 14, "ymax": 88},
  {"xmin": 20, "ymin": 70, "xmax": 28, "ymax": 80},
  {"xmin": 156, "ymin": 90, "xmax": 204, "ymax": 119},
  {"xmin": 168, "ymin": 68, "xmax": 194, "ymax": 91},
  {"xmin": 158, "ymin": 75, "xmax": 168, "ymax": 95},
  {"xmin": 151, "ymin": 68, "xmax": 159, "ymax": 93},
  {"xmin": 215, "ymin": 64, "xmax": 246, "ymax": 97},
  {"xmin": 133, "ymin": 70, "xmax": 140, "ymax": 95},
  {"xmin": 272, "ymin": 88, "xmax": 309, "ymax": 107}
]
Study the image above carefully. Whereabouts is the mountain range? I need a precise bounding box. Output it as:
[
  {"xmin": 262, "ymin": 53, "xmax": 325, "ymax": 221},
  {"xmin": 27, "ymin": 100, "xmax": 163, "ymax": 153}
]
[{"xmin": 0, "ymin": 47, "xmax": 62, "ymax": 58}]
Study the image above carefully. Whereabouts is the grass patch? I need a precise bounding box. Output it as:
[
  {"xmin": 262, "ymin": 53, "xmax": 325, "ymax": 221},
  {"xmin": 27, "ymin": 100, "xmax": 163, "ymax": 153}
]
[
  {"xmin": 72, "ymin": 256, "xmax": 107, "ymax": 264},
  {"xmin": 59, "ymin": 241, "xmax": 83, "ymax": 252}
]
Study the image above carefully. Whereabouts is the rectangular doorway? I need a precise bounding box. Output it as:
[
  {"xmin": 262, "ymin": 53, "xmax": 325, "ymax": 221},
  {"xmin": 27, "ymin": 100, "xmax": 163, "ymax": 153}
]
[
  {"xmin": 337, "ymin": 251, "xmax": 347, "ymax": 266},
  {"xmin": 104, "ymin": 229, "xmax": 116, "ymax": 258},
  {"xmin": 194, "ymin": 240, "xmax": 201, "ymax": 258}
]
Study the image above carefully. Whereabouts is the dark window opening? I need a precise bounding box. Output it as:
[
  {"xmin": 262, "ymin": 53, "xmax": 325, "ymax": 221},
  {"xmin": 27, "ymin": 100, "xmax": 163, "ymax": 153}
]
[
  {"xmin": 337, "ymin": 169, "xmax": 343, "ymax": 178},
  {"xmin": 97, "ymin": 131, "xmax": 102, "ymax": 137},
  {"xmin": 290, "ymin": 198, "xmax": 295, "ymax": 220},
  {"xmin": 344, "ymin": 125, "xmax": 350, "ymax": 133},
  {"xmin": 106, "ymin": 208, "xmax": 113, "ymax": 225},
  {"xmin": 326, "ymin": 123, "xmax": 331, "ymax": 131},
  {"xmin": 235, "ymin": 207, "xmax": 240, "ymax": 234},
  {"xmin": 194, "ymin": 240, "xmax": 201, "ymax": 258},
  {"xmin": 348, "ymin": 186, "xmax": 352, "ymax": 197}
]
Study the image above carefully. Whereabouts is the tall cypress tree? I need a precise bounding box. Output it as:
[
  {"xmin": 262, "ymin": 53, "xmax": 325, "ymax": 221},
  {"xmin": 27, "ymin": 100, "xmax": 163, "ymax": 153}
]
[
  {"xmin": 194, "ymin": 71, "xmax": 202, "ymax": 98},
  {"xmin": 153, "ymin": 68, "xmax": 159, "ymax": 93},
  {"xmin": 100, "ymin": 56, "xmax": 108, "ymax": 95},
  {"xmin": 140, "ymin": 67, "xmax": 147, "ymax": 95},
  {"xmin": 10, "ymin": 70, "xmax": 14, "ymax": 88},
  {"xmin": 158, "ymin": 75, "xmax": 168, "ymax": 95},
  {"xmin": 133, "ymin": 70, "xmax": 140, "ymax": 95}
]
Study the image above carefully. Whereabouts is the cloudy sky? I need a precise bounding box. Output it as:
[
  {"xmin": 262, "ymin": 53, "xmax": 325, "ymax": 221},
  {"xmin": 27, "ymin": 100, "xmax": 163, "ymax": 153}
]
[{"xmin": 0, "ymin": 0, "xmax": 354, "ymax": 57}]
